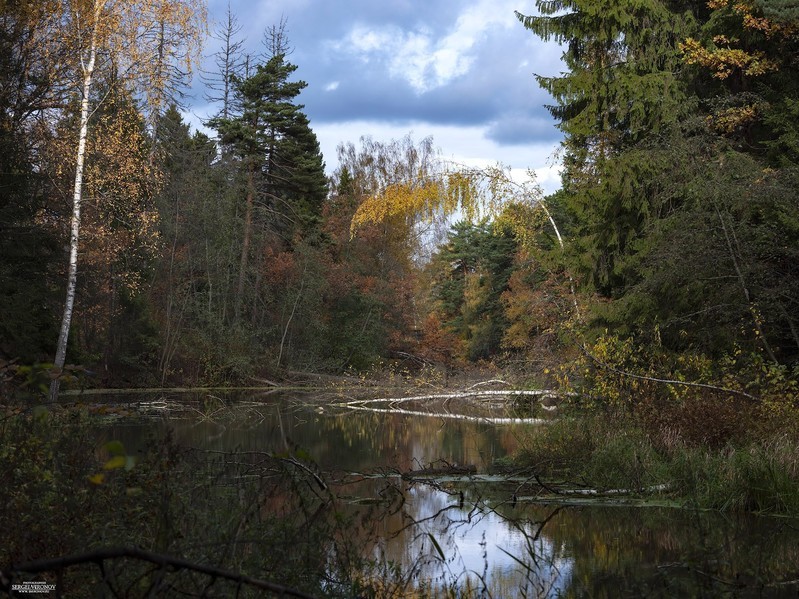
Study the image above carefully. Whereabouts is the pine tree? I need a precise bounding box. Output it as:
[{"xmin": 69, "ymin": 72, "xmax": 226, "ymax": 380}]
[
  {"xmin": 429, "ymin": 221, "xmax": 517, "ymax": 361},
  {"xmin": 208, "ymin": 51, "xmax": 327, "ymax": 321}
]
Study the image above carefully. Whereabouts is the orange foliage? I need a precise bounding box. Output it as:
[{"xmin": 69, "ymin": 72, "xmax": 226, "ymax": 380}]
[
  {"xmin": 416, "ymin": 314, "xmax": 464, "ymax": 366},
  {"xmin": 262, "ymin": 246, "xmax": 297, "ymax": 287}
]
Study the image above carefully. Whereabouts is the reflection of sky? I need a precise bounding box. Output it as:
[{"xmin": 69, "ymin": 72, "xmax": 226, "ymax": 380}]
[
  {"xmin": 376, "ymin": 485, "xmax": 573, "ymax": 597},
  {"xmin": 102, "ymin": 392, "xmax": 799, "ymax": 597},
  {"xmin": 106, "ymin": 394, "xmax": 568, "ymax": 594}
]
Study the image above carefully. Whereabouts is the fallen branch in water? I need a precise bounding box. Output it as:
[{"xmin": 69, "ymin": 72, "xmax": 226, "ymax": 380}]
[
  {"xmin": 556, "ymin": 482, "xmax": 671, "ymax": 496},
  {"xmin": 465, "ymin": 379, "xmax": 511, "ymax": 390},
  {"xmin": 403, "ymin": 463, "xmax": 477, "ymax": 478},
  {"xmin": 336, "ymin": 403, "xmax": 549, "ymax": 424},
  {"xmin": 336, "ymin": 388, "xmax": 570, "ymax": 406}
]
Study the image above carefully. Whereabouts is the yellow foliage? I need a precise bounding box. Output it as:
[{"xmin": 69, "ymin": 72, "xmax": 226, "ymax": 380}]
[
  {"xmin": 350, "ymin": 180, "xmax": 445, "ymax": 234},
  {"xmin": 680, "ymin": 37, "xmax": 778, "ymax": 80},
  {"xmin": 349, "ymin": 161, "xmax": 547, "ymax": 242},
  {"xmin": 708, "ymin": 104, "xmax": 759, "ymax": 133},
  {"xmin": 682, "ymin": 0, "xmax": 795, "ymax": 83},
  {"xmin": 708, "ymin": 0, "xmax": 798, "ymax": 37}
]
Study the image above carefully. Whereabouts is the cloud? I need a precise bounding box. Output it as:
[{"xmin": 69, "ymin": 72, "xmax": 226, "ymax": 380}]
[
  {"xmin": 326, "ymin": 0, "xmax": 519, "ymax": 93},
  {"xmin": 195, "ymin": 0, "xmax": 566, "ymax": 190},
  {"xmin": 328, "ymin": 24, "xmax": 464, "ymax": 93},
  {"xmin": 486, "ymin": 114, "xmax": 560, "ymax": 145}
]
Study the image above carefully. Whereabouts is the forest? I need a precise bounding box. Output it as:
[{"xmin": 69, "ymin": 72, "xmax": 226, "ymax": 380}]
[
  {"xmin": 2, "ymin": 0, "xmax": 798, "ymax": 408},
  {"xmin": 3, "ymin": 0, "xmax": 799, "ymax": 595}
]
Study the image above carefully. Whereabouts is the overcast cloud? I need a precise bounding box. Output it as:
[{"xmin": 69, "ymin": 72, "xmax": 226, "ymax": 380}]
[{"xmin": 191, "ymin": 1, "xmax": 564, "ymax": 192}]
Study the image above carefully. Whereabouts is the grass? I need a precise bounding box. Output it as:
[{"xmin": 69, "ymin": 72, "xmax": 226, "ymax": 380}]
[{"xmin": 513, "ymin": 408, "xmax": 799, "ymax": 515}]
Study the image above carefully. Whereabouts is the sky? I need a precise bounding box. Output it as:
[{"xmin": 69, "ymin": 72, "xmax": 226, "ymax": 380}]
[{"xmin": 189, "ymin": 0, "xmax": 565, "ymax": 193}]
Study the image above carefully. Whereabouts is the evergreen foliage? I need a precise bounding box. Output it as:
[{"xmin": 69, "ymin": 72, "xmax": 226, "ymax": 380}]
[
  {"xmin": 429, "ymin": 222, "xmax": 517, "ymax": 361},
  {"xmin": 208, "ymin": 53, "xmax": 327, "ymax": 241},
  {"xmin": 521, "ymin": 0, "xmax": 799, "ymax": 365}
]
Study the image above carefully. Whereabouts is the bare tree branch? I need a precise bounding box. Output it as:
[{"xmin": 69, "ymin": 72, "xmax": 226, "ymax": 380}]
[{"xmin": 6, "ymin": 546, "xmax": 318, "ymax": 599}]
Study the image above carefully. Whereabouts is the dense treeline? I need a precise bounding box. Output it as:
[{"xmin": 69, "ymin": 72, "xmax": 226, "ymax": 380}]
[
  {"xmin": 0, "ymin": 5, "xmax": 426, "ymax": 389},
  {"xmin": 2, "ymin": 1, "xmax": 799, "ymax": 402},
  {"xmin": 510, "ymin": 0, "xmax": 799, "ymax": 406}
]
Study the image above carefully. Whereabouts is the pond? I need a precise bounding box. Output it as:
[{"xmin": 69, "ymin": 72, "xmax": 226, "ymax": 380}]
[{"xmin": 98, "ymin": 389, "xmax": 799, "ymax": 597}]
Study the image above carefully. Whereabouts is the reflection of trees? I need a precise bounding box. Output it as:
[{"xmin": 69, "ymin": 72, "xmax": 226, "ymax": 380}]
[
  {"xmin": 493, "ymin": 505, "xmax": 799, "ymax": 598},
  {"xmin": 153, "ymin": 395, "xmax": 521, "ymax": 477},
  {"xmin": 102, "ymin": 394, "xmax": 799, "ymax": 597}
]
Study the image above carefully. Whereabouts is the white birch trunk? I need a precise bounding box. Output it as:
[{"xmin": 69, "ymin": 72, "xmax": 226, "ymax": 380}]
[{"xmin": 49, "ymin": 7, "xmax": 100, "ymax": 401}]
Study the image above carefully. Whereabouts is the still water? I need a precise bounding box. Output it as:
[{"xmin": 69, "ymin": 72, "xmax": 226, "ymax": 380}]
[{"xmin": 103, "ymin": 390, "xmax": 799, "ymax": 597}]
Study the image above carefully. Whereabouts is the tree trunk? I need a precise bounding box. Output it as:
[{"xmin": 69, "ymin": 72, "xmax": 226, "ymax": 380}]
[
  {"xmin": 234, "ymin": 163, "xmax": 255, "ymax": 322},
  {"xmin": 49, "ymin": 10, "xmax": 99, "ymax": 401},
  {"xmin": 715, "ymin": 204, "xmax": 779, "ymax": 364},
  {"xmin": 148, "ymin": 19, "xmax": 167, "ymax": 164}
]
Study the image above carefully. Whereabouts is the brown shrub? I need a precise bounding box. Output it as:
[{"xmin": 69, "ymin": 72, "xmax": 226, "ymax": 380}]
[{"xmin": 642, "ymin": 391, "xmax": 754, "ymax": 450}]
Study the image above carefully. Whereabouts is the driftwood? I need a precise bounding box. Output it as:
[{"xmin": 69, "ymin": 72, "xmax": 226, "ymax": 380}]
[
  {"xmin": 333, "ymin": 388, "xmax": 568, "ymax": 423},
  {"xmin": 338, "ymin": 403, "xmax": 549, "ymax": 424}
]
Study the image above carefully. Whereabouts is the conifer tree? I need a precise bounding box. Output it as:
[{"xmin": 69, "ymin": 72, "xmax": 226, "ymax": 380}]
[
  {"xmin": 520, "ymin": 1, "xmax": 799, "ymax": 362},
  {"xmin": 208, "ymin": 50, "xmax": 326, "ymax": 321},
  {"xmin": 517, "ymin": 1, "xmax": 698, "ymax": 293}
]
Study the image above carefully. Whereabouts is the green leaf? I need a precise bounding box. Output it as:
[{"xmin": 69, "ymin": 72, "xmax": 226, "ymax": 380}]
[
  {"xmin": 103, "ymin": 440, "xmax": 125, "ymax": 456},
  {"xmin": 427, "ymin": 532, "xmax": 446, "ymax": 562}
]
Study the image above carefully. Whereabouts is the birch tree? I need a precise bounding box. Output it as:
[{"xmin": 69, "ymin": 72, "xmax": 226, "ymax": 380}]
[{"xmin": 49, "ymin": 0, "xmax": 205, "ymax": 400}]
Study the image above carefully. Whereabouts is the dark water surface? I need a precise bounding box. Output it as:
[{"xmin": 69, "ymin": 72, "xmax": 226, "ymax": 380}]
[{"xmin": 99, "ymin": 390, "xmax": 799, "ymax": 597}]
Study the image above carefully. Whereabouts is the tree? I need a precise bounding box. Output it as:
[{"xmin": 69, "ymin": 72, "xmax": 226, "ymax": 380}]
[
  {"xmin": 149, "ymin": 105, "xmax": 256, "ymax": 384},
  {"xmin": 208, "ymin": 49, "xmax": 326, "ymax": 322},
  {"xmin": 516, "ymin": 1, "xmax": 699, "ymax": 293},
  {"xmin": 519, "ymin": 0, "xmax": 799, "ymax": 367},
  {"xmin": 428, "ymin": 221, "xmax": 517, "ymax": 361},
  {"xmin": 202, "ymin": 3, "xmax": 244, "ymax": 121},
  {"xmin": 144, "ymin": 0, "xmax": 207, "ymax": 158},
  {"xmin": 48, "ymin": 0, "xmax": 205, "ymax": 399},
  {"xmin": 0, "ymin": 1, "xmax": 63, "ymax": 361},
  {"xmin": 321, "ymin": 138, "xmax": 447, "ymax": 367}
]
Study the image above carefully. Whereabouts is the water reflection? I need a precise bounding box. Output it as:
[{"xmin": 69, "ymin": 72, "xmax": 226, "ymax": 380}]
[
  {"xmin": 108, "ymin": 394, "xmax": 522, "ymax": 474},
  {"xmin": 101, "ymin": 391, "xmax": 799, "ymax": 597}
]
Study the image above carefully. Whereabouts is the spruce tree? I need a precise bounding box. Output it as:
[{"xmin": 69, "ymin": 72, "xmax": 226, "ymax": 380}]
[
  {"xmin": 521, "ymin": 1, "xmax": 799, "ymax": 361},
  {"xmin": 517, "ymin": 1, "xmax": 698, "ymax": 293}
]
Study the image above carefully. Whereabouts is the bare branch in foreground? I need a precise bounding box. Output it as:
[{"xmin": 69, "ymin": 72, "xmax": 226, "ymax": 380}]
[{"xmin": 6, "ymin": 547, "xmax": 318, "ymax": 599}]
